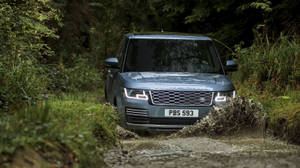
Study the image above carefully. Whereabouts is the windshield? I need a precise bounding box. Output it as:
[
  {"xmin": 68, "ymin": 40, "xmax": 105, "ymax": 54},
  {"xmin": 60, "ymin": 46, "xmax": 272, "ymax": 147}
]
[{"xmin": 124, "ymin": 39, "xmax": 223, "ymax": 74}]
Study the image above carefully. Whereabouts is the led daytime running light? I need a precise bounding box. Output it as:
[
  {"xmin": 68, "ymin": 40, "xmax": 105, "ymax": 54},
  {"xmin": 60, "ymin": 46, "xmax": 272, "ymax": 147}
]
[{"xmin": 124, "ymin": 88, "xmax": 149, "ymax": 100}]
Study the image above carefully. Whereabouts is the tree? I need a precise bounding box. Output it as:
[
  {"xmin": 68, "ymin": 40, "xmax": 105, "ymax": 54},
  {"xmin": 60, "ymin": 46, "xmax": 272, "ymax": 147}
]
[{"xmin": 0, "ymin": 0, "xmax": 60, "ymax": 108}]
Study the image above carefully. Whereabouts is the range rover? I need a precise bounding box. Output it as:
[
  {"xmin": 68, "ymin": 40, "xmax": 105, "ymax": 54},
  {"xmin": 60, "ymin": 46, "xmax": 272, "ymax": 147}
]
[{"xmin": 105, "ymin": 32, "xmax": 237, "ymax": 131}]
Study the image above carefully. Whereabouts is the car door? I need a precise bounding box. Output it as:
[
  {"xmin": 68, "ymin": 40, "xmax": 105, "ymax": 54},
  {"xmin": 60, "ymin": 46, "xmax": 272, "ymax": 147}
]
[{"xmin": 105, "ymin": 37, "xmax": 128, "ymax": 104}]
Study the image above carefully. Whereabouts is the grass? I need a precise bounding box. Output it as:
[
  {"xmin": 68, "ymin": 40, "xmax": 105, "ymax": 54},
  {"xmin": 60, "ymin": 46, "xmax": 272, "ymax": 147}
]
[
  {"xmin": 234, "ymin": 35, "xmax": 300, "ymax": 91},
  {"xmin": 0, "ymin": 91, "xmax": 117, "ymax": 167},
  {"xmin": 233, "ymin": 79, "xmax": 300, "ymax": 143},
  {"xmin": 231, "ymin": 34, "xmax": 300, "ymax": 143}
]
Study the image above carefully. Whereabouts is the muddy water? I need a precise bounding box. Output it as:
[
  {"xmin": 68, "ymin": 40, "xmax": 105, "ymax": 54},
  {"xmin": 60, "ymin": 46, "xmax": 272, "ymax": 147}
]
[
  {"xmin": 104, "ymin": 134, "xmax": 300, "ymax": 168},
  {"xmin": 105, "ymin": 98, "xmax": 300, "ymax": 167}
]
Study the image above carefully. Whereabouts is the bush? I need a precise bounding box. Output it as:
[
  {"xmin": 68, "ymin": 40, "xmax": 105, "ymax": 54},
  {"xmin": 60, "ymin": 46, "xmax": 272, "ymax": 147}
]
[
  {"xmin": 47, "ymin": 59, "xmax": 103, "ymax": 92},
  {"xmin": 49, "ymin": 97, "xmax": 117, "ymax": 167},
  {"xmin": 0, "ymin": 93, "xmax": 117, "ymax": 167},
  {"xmin": 65, "ymin": 59, "xmax": 103, "ymax": 91},
  {"xmin": 0, "ymin": 0, "xmax": 59, "ymax": 110},
  {"xmin": 0, "ymin": 61, "xmax": 47, "ymax": 110},
  {"xmin": 0, "ymin": 102, "xmax": 52, "ymax": 157},
  {"xmin": 234, "ymin": 35, "xmax": 300, "ymax": 92}
]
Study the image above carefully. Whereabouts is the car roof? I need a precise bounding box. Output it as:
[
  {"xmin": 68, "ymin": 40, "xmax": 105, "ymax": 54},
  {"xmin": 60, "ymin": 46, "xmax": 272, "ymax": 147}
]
[{"xmin": 125, "ymin": 32, "xmax": 212, "ymax": 41}]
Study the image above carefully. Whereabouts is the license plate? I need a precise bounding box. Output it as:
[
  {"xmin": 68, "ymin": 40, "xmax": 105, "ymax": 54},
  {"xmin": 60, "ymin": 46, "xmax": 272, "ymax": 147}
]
[{"xmin": 164, "ymin": 109, "xmax": 199, "ymax": 118}]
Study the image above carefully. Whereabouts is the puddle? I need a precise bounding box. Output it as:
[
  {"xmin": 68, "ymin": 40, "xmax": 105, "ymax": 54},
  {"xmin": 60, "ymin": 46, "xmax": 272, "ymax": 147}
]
[{"xmin": 104, "ymin": 135, "xmax": 300, "ymax": 168}]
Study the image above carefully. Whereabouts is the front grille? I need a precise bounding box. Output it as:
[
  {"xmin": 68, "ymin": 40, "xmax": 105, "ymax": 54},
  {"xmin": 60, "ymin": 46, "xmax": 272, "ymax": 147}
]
[
  {"xmin": 150, "ymin": 90, "xmax": 213, "ymax": 106},
  {"xmin": 126, "ymin": 108, "xmax": 148, "ymax": 117}
]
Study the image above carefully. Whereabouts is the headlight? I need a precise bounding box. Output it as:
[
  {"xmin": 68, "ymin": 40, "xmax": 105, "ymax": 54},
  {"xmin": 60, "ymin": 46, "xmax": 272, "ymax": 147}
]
[
  {"xmin": 214, "ymin": 90, "xmax": 236, "ymax": 103},
  {"xmin": 124, "ymin": 88, "xmax": 149, "ymax": 100}
]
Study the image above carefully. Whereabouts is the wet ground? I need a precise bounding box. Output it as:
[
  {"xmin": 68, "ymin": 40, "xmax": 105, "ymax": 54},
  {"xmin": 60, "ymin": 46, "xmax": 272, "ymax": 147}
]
[
  {"xmin": 106, "ymin": 98, "xmax": 300, "ymax": 167},
  {"xmin": 104, "ymin": 133, "xmax": 300, "ymax": 168}
]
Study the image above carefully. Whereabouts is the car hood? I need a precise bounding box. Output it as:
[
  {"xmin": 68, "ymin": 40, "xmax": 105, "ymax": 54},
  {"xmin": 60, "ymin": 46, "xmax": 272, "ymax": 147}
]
[{"xmin": 119, "ymin": 72, "xmax": 234, "ymax": 91}]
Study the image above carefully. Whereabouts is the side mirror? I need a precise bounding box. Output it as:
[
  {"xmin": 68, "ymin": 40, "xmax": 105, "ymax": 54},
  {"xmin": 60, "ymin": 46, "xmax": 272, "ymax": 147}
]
[
  {"xmin": 105, "ymin": 58, "xmax": 119, "ymax": 69},
  {"xmin": 225, "ymin": 60, "xmax": 238, "ymax": 72}
]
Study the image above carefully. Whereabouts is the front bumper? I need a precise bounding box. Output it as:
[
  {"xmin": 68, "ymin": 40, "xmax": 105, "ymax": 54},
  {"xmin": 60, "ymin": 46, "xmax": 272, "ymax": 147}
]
[
  {"xmin": 126, "ymin": 123, "xmax": 186, "ymax": 132},
  {"xmin": 118, "ymin": 97, "xmax": 213, "ymax": 131}
]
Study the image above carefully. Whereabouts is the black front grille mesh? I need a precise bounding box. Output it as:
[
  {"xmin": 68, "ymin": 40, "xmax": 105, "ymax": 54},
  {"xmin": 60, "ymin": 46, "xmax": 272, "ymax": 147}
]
[{"xmin": 150, "ymin": 90, "xmax": 213, "ymax": 106}]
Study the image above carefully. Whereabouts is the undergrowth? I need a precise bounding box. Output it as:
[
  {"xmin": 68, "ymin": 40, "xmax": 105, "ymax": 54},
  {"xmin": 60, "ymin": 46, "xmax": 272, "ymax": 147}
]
[
  {"xmin": 232, "ymin": 35, "xmax": 300, "ymax": 143},
  {"xmin": 0, "ymin": 92, "xmax": 117, "ymax": 167},
  {"xmin": 234, "ymin": 34, "xmax": 300, "ymax": 92},
  {"xmin": 234, "ymin": 81, "xmax": 300, "ymax": 143}
]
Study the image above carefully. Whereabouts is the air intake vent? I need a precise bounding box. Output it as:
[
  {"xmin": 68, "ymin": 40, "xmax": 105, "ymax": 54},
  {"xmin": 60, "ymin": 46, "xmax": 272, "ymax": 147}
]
[
  {"xmin": 126, "ymin": 108, "xmax": 148, "ymax": 117},
  {"xmin": 150, "ymin": 90, "xmax": 213, "ymax": 106}
]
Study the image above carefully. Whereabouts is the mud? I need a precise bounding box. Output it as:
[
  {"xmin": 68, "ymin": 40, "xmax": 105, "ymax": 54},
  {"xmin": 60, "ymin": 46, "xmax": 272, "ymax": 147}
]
[
  {"xmin": 105, "ymin": 98, "xmax": 300, "ymax": 167},
  {"xmin": 116, "ymin": 125, "xmax": 140, "ymax": 140},
  {"xmin": 104, "ymin": 135, "xmax": 300, "ymax": 168},
  {"xmin": 172, "ymin": 97, "xmax": 265, "ymax": 138}
]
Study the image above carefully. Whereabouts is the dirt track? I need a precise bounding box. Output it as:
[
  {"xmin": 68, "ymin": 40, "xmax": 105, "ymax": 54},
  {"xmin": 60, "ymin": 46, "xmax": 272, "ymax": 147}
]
[
  {"xmin": 104, "ymin": 133, "xmax": 300, "ymax": 168},
  {"xmin": 106, "ymin": 98, "xmax": 300, "ymax": 168}
]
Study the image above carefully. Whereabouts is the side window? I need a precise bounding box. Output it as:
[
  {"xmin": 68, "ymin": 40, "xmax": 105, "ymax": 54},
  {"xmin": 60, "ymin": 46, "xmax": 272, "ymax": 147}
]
[
  {"xmin": 213, "ymin": 40, "xmax": 233, "ymax": 66},
  {"xmin": 116, "ymin": 38, "xmax": 128, "ymax": 68}
]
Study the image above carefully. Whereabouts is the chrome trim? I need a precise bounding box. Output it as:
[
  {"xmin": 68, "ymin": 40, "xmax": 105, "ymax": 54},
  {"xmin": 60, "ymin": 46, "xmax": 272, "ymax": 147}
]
[
  {"xmin": 211, "ymin": 92, "xmax": 215, "ymax": 105},
  {"xmin": 126, "ymin": 108, "xmax": 148, "ymax": 117},
  {"xmin": 149, "ymin": 90, "xmax": 214, "ymax": 107},
  {"xmin": 126, "ymin": 109, "xmax": 148, "ymax": 112}
]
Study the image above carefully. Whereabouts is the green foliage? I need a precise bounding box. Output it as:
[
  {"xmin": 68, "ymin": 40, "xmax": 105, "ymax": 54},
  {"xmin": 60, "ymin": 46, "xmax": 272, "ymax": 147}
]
[
  {"xmin": 0, "ymin": 102, "xmax": 52, "ymax": 156},
  {"xmin": 0, "ymin": 60, "xmax": 47, "ymax": 109},
  {"xmin": 46, "ymin": 59, "xmax": 103, "ymax": 92},
  {"xmin": 0, "ymin": 0, "xmax": 60, "ymax": 108},
  {"xmin": 51, "ymin": 0, "xmax": 300, "ymax": 75},
  {"xmin": 234, "ymin": 81, "xmax": 300, "ymax": 112},
  {"xmin": 270, "ymin": 103, "xmax": 300, "ymax": 144},
  {"xmin": 48, "ymin": 96, "xmax": 117, "ymax": 167},
  {"xmin": 146, "ymin": 0, "xmax": 267, "ymax": 45},
  {"xmin": 233, "ymin": 35, "xmax": 300, "ymax": 92},
  {"xmin": 238, "ymin": 0, "xmax": 272, "ymax": 13},
  {"xmin": 55, "ymin": 0, "xmax": 159, "ymax": 68},
  {"xmin": 234, "ymin": 80, "xmax": 300, "ymax": 144},
  {"xmin": 232, "ymin": 34, "xmax": 300, "ymax": 143},
  {"xmin": 0, "ymin": 93, "xmax": 117, "ymax": 167},
  {"xmin": 0, "ymin": 0, "xmax": 59, "ymax": 60}
]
